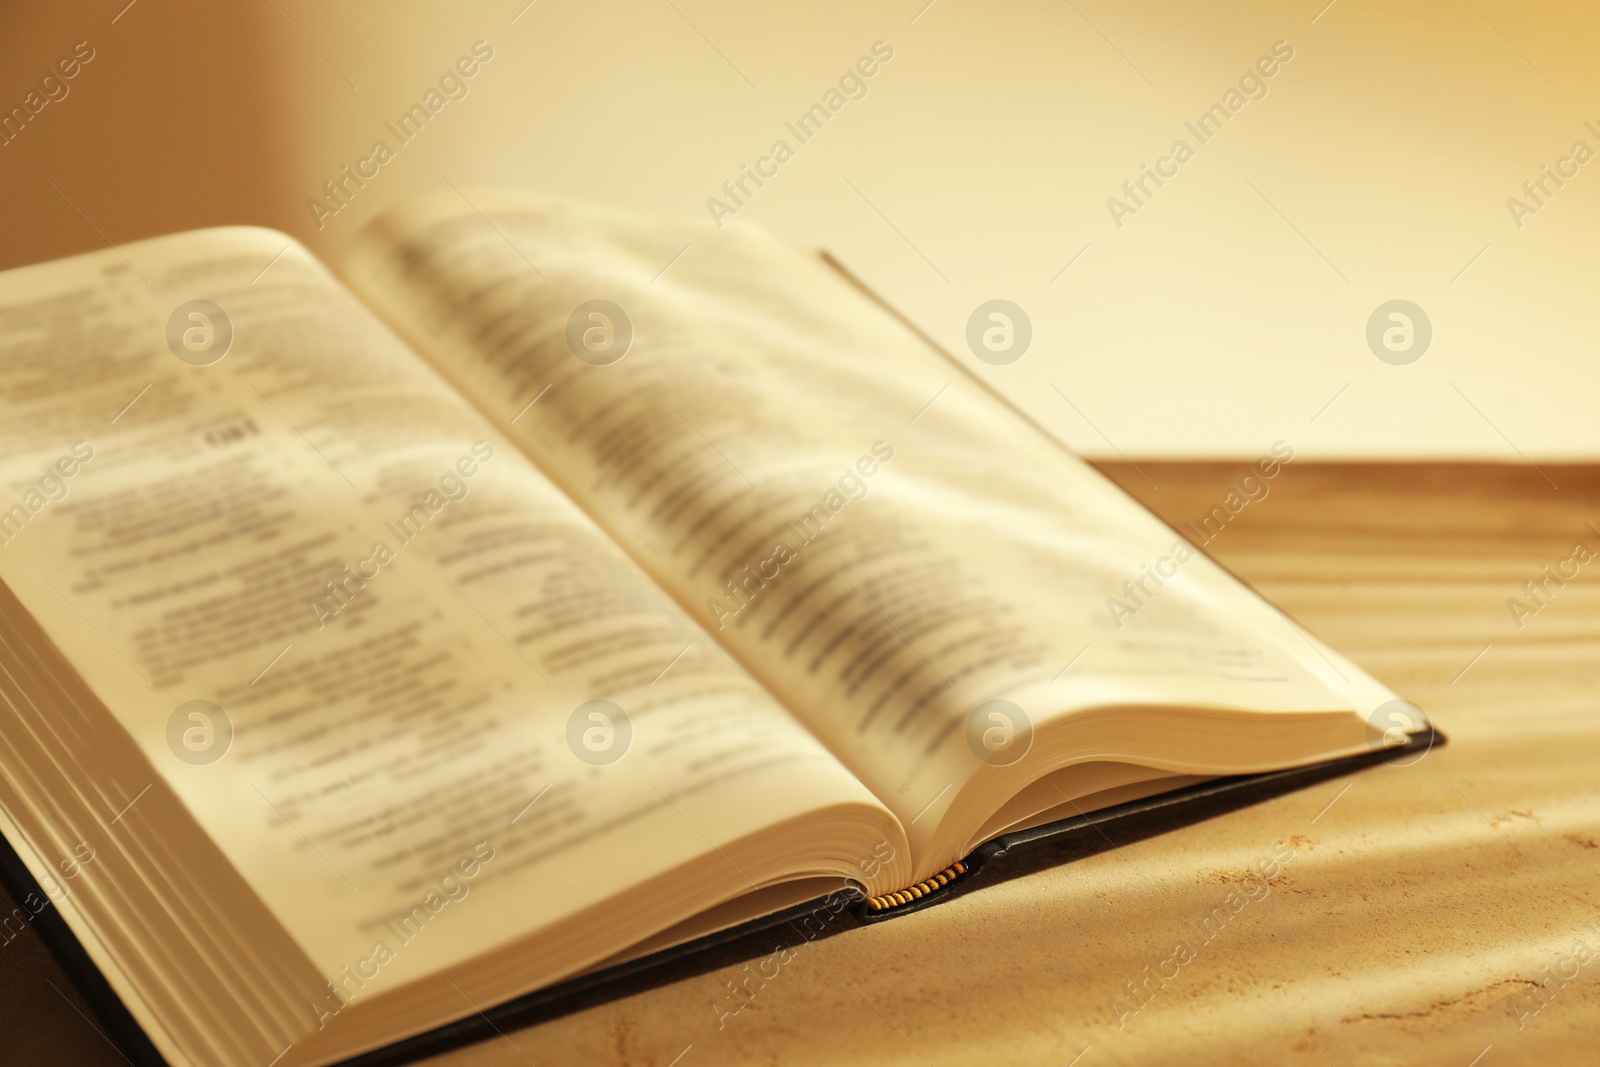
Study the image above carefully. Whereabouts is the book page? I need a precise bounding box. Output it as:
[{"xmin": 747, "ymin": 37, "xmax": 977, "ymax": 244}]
[
  {"xmin": 0, "ymin": 228, "xmax": 904, "ymax": 1033},
  {"xmin": 344, "ymin": 190, "xmax": 1396, "ymax": 878}
]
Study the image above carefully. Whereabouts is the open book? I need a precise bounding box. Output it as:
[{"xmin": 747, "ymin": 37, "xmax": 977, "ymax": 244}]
[{"xmin": 0, "ymin": 190, "xmax": 1422, "ymax": 1066}]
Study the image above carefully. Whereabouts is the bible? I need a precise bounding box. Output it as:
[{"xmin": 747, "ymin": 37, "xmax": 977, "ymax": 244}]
[{"xmin": 0, "ymin": 189, "xmax": 1431, "ymax": 1066}]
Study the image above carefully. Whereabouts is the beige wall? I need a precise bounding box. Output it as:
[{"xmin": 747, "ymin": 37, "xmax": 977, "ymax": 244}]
[{"xmin": 3, "ymin": 0, "xmax": 1595, "ymax": 458}]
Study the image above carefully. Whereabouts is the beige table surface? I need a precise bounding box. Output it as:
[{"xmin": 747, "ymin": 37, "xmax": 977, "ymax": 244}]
[{"xmin": 4, "ymin": 460, "xmax": 1597, "ymax": 1066}]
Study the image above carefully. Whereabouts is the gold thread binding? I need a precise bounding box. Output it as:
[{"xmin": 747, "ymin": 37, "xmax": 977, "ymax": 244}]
[{"xmin": 866, "ymin": 861, "xmax": 967, "ymax": 912}]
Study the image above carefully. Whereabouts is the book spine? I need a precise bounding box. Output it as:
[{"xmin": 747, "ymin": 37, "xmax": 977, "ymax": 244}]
[{"xmin": 866, "ymin": 861, "xmax": 968, "ymax": 912}]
